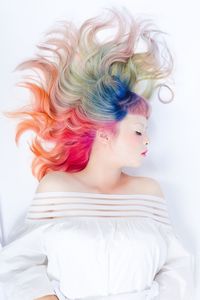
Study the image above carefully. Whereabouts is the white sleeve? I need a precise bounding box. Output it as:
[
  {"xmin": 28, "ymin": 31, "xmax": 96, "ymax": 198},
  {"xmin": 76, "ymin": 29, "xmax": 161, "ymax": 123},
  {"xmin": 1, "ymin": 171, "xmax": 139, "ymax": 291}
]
[
  {"xmin": 154, "ymin": 220, "xmax": 195, "ymax": 299},
  {"xmin": 0, "ymin": 220, "xmax": 57, "ymax": 300}
]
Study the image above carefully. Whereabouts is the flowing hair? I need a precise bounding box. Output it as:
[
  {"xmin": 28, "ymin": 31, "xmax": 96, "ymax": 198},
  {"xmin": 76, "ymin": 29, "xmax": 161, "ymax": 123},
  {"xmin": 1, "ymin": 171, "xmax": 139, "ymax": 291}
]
[{"xmin": 2, "ymin": 7, "xmax": 174, "ymax": 181}]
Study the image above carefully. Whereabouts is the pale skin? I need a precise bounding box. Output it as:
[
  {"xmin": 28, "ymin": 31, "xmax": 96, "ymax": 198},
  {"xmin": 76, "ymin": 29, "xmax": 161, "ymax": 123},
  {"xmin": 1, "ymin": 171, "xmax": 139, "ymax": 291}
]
[
  {"xmin": 69, "ymin": 113, "xmax": 150, "ymax": 193},
  {"xmin": 34, "ymin": 113, "xmax": 164, "ymax": 300}
]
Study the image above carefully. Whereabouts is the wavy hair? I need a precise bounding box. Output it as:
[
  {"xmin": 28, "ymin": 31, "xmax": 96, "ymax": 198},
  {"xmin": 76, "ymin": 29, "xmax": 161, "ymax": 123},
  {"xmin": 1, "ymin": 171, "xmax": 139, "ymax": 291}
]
[{"xmin": 3, "ymin": 7, "xmax": 174, "ymax": 181}]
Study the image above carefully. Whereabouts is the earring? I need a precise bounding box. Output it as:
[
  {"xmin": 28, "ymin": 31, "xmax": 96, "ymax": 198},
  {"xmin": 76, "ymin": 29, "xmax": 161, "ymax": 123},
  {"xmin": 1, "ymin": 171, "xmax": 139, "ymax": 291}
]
[{"xmin": 100, "ymin": 133, "xmax": 108, "ymax": 140}]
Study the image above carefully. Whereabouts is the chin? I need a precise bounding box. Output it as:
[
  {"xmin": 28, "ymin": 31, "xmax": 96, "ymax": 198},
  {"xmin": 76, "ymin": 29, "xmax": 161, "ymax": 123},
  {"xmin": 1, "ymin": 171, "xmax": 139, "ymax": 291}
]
[{"xmin": 124, "ymin": 161, "xmax": 141, "ymax": 168}]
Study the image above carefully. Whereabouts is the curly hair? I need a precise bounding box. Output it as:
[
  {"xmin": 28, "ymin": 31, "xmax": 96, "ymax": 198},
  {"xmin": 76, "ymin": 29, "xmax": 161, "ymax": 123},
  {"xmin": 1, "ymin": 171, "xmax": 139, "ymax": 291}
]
[{"xmin": 3, "ymin": 7, "xmax": 174, "ymax": 181}]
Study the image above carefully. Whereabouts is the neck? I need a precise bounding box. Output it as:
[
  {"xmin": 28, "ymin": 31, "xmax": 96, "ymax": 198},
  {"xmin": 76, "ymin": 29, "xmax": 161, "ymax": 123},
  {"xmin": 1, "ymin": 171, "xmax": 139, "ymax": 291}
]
[{"xmin": 72, "ymin": 156, "xmax": 125, "ymax": 193}]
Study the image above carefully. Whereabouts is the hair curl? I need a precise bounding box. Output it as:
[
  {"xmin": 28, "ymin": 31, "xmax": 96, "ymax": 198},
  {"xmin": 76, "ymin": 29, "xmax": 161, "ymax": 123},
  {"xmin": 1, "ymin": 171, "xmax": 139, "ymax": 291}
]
[{"xmin": 3, "ymin": 7, "xmax": 174, "ymax": 181}]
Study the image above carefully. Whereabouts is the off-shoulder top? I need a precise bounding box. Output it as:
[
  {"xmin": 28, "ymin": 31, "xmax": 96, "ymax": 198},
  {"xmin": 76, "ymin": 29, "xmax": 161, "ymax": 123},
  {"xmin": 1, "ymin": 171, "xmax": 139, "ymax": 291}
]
[
  {"xmin": 0, "ymin": 192, "xmax": 194, "ymax": 300},
  {"xmin": 26, "ymin": 192, "xmax": 171, "ymax": 226}
]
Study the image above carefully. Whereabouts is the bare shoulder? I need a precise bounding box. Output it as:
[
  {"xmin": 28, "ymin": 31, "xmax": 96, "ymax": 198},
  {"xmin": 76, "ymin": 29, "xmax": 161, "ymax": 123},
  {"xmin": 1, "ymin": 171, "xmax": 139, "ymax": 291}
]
[
  {"xmin": 128, "ymin": 175, "xmax": 165, "ymax": 198},
  {"xmin": 35, "ymin": 171, "xmax": 73, "ymax": 193}
]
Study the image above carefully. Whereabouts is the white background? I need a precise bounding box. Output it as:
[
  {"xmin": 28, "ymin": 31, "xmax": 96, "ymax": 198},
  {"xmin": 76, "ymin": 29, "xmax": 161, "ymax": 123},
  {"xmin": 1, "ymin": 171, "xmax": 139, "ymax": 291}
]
[{"xmin": 0, "ymin": 0, "xmax": 199, "ymax": 298}]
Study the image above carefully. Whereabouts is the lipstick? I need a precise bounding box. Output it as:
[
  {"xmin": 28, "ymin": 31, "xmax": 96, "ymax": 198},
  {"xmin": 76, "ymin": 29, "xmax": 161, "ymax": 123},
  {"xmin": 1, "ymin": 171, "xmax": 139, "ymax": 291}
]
[{"xmin": 141, "ymin": 150, "xmax": 148, "ymax": 156}]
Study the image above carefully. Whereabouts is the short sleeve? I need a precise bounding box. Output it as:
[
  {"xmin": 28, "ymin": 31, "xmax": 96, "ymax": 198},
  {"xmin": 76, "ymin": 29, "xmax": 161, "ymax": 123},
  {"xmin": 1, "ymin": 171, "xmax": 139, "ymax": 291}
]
[
  {"xmin": 154, "ymin": 198, "xmax": 195, "ymax": 299},
  {"xmin": 0, "ymin": 220, "xmax": 57, "ymax": 300}
]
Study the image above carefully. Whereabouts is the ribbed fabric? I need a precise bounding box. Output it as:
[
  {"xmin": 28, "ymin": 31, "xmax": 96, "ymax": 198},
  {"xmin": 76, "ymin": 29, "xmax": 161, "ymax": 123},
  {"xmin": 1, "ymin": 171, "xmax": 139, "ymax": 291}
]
[{"xmin": 26, "ymin": 192, "xmax": 171, "ymax": 227}]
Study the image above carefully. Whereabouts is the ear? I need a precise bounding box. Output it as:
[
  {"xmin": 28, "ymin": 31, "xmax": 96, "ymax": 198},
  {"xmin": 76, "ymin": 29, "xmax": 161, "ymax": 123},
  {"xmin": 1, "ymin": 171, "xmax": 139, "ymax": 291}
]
[{"xmin": 96, "ymin": 129, "xmax": 110, "ymax": 144}]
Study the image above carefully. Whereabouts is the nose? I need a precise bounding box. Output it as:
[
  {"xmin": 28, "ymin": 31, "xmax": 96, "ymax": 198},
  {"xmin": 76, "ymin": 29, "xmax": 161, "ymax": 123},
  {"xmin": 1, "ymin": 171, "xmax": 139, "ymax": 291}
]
[{"xmin": 145, "ymin": 133, "xmax": 150, "ymax": 145}]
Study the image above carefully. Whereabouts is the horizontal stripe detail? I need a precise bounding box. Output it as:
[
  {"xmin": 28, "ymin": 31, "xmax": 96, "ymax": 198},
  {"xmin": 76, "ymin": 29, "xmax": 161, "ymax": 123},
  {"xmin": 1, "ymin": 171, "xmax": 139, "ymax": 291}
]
[
  {"xmin": 25, "ymin": 191, "xmax": 172, "ymax": 227},
  {"xmin": 34, "ymin": 191, "xmax": 165, "ymax": 200}
]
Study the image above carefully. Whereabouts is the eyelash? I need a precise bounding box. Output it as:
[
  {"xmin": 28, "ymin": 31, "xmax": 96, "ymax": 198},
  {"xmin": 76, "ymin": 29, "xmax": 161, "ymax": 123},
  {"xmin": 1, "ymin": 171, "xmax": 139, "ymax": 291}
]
[{"xmin": 136, "ymin": 131, "xmax": 142, "ymax": 136}]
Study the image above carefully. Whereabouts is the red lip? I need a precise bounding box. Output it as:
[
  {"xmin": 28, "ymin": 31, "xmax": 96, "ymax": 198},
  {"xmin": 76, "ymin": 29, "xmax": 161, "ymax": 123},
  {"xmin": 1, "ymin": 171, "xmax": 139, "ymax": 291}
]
[{"xmin": 141, "ymin": 150, "xmax": 148, "ymax": 155}]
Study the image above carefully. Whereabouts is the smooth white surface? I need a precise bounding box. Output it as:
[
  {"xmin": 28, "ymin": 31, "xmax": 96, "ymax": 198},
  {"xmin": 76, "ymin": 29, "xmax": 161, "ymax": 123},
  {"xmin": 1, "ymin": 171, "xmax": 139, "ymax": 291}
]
[
  {"xmin": 0, "ymin": 197, "xmax": 6, "ymax": 300},
  {"xmin": 0, "ymin": 0, "xmax": 199, "ymax": 298}
]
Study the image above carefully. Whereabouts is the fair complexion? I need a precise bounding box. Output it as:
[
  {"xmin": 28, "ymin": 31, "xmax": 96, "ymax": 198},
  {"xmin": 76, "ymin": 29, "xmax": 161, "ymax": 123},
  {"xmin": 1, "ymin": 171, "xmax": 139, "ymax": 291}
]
[{"xmin": 72, "ymin": 113, "xmax": 149, "ymax": 193}]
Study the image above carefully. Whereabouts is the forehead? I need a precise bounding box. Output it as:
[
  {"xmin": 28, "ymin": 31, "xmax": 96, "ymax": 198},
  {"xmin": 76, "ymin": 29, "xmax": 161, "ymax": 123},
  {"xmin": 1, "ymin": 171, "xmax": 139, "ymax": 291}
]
[{"xmin": 121, "ymin": 114, "xmax": 148, "ymax": 127}]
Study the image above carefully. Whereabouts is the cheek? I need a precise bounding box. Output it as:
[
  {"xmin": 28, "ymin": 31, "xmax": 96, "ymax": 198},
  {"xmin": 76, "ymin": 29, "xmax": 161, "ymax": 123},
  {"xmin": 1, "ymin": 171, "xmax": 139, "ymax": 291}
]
[
  {"xmin": 116, "ymin": 134, "xmax": 140, "ymax": 154},
  {"xmin": 128, "ymin": 133, "xmax": 141, "ymax": 146}
]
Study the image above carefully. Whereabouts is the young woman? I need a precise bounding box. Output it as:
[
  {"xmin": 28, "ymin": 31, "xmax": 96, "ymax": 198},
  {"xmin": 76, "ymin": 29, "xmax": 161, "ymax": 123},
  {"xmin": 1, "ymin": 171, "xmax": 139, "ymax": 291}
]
[{"xmin": 0, "ymin": 7, "xmax": 194, "ymax": 300}]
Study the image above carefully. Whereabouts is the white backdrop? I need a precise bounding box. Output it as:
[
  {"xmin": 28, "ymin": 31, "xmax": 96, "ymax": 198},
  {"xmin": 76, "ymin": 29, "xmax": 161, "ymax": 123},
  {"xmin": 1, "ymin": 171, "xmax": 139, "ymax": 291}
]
[{"xmin": 0, "ymin": 0, "xmax": 199, "ymax": 298}]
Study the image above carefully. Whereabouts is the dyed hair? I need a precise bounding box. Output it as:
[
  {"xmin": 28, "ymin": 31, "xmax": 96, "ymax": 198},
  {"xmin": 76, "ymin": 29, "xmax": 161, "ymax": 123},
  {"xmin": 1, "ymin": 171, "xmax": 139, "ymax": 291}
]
[{"xmin": 3, "ymin": 7, "xmax": 174, "ymax": 181}]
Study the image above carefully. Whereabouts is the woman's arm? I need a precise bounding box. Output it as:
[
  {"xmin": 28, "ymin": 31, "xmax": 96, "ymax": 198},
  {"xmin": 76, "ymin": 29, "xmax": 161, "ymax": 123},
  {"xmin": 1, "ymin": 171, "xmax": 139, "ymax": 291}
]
[
  {"xmin": 151, "ymin": 181, "xmax": 195, "ymax": 299},
  {"xmin": 0, "ymin": 222, "xmax": 57, "ymax": 300},
  {"xmin": 0, "ymin": 176, "xmax": 67, "ymax": 300}
]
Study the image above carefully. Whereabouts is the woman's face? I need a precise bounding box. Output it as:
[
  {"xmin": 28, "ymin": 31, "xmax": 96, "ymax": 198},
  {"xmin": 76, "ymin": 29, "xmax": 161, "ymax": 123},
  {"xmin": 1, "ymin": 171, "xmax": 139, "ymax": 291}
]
[{"xmin": 110, "ymin": 113, "xmax": 149, "ymax": 168}]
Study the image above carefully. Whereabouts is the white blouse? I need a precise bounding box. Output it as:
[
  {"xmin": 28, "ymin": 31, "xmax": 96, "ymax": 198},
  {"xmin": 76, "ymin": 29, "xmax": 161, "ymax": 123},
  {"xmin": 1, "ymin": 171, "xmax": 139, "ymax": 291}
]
[{"xmin": 0, "ymin": 192, "xmax": 194, "ymax": 300}]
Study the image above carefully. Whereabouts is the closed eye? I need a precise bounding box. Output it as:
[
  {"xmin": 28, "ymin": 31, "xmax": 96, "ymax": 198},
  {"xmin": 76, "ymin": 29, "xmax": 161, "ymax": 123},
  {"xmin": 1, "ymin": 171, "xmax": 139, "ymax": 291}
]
[{"xmin": 135, "ymin": 131, "xmax": 142, "ymax": 136}]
